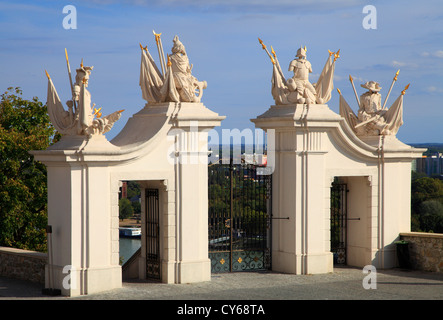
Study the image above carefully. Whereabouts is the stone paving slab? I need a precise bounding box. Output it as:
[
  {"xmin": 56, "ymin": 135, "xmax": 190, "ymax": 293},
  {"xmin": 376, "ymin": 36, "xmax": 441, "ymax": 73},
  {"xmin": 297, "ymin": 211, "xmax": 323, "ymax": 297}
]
[
  {"xmin": 1, "ymin": 267, "xmax": 442, "ymax": 318},
  {"xmin": 1, "ymin": 266, "xmax": 443, "ymax": 301}
]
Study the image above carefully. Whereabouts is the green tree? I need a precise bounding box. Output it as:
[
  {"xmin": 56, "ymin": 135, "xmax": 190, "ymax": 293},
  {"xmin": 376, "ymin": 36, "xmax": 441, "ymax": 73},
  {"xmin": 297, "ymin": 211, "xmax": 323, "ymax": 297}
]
[
  {"xmin": 411, "ymin": 176, "xmax": 443, "ymax": 232},
  {"xmin": 119, "ymin": 198, "xmax": 134, "ymax": 220},
  {"xmin": 0, "ymin": 87, "xmax": 58, "ymax": 252},
  {"xmin": 411, "ymin": 176, "xmax": 443, "ymax": 213},
  {"xmin": 416, "ymin": 200, "xmax": 443, "ymax": 233},
  {"xmin": 126, "ymin": 181, "xmax": 140, "ymax": 199},
  {"xmin": 131, "ymin": 200, "xmax": 141, "ymax": 215}
]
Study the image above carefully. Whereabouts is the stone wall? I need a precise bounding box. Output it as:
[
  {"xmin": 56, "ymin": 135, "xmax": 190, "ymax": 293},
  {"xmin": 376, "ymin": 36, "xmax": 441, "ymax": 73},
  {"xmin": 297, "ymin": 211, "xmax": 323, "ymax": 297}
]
[
  {"xmin": 399, "ymin": 232, "xmax": 443, "ymax": 273},
  {"xmin": 0, "ymin": 246, "xmax": 47, "ymax": 283}
]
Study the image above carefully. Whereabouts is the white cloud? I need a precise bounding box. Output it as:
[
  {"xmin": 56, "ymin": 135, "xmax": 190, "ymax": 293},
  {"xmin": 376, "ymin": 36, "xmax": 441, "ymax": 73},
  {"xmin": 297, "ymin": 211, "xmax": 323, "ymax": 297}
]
[
  {"xmin": 421, "ymin": 50, "xmax": 443, "ymax": 58},
  {"xmin": 427, "ymin": 86, "xmax": 443, "ymax": 93},
  {"xmin": 333, "ymin": 75, "xmax": 344, "ymax": 81},
  {"xmin": 85, "ymin": 0, "xmax": 364, "ymax": 13},
  {"xmin": 392, "ymin": 60, "xmax": 406, "ymax": 67},
  {"xmin": 390, "ymin": 60, "xmax": 419, "ymax": 69}
]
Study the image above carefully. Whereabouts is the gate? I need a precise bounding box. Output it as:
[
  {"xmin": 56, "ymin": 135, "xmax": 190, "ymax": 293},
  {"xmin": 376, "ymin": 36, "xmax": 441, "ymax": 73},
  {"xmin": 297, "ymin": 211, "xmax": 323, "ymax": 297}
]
[
  {"xmin": 208, "ymin": 159, "xmax": 272, "ymax": 273},
  {"xmin": 145, "ymin": 189, "xmax": 161, "ymax": 279},
  {"xmin": 330, "ymin": 179, "xmax": 348, "ymax": 265}
]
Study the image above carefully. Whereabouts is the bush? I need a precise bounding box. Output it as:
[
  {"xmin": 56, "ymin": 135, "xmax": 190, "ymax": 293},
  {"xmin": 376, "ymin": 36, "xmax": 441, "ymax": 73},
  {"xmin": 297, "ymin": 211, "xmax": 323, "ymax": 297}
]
[
  {"xmin": 411, "ymin": 176, "xmax": 443, "ymax": 232},
  {"xmin": 119, "ymin": 198, "xmax": 134, "ymax": 220},
  {"xmin": 417, "ymin": 200, "xmax": 443, "ymax": 233}
]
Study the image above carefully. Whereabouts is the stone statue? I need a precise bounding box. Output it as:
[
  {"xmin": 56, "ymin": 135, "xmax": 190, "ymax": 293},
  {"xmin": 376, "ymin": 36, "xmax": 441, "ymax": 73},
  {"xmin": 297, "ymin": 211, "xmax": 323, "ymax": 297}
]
[
  {"xmin": 258, "ymin": 38, "xmax": 339, "ymax": 105},
  {"xmin": 338, "ymin": 71, "xmax": 409, "ymax": 137},
  {"xmin": 287, "ymin": 47, "xmax": 317, "ymax": 104},
  {"xmin": 45, "ymin": 53, "xmax": 123, "ymax": 137},
  {"xmin": 356, "ymin": 81, "xmax": 388, "ymax": 135},
  {"xmin": 139, "ymin": 32, "xmax": 207, "ymax": 104},
  {"xmin": 170, "ymin": 36, "xmax": 207, "ymax": 102}
]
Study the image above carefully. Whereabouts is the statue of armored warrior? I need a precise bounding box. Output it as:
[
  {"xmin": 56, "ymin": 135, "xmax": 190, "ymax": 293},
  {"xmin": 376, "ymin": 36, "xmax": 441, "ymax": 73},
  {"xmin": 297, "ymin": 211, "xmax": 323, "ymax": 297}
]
[
  {"xmin": 69, "ymin": 61, "xmax": 94, "ymax": 133},
  {"xmin": 287, "ymin": 46, "xmax": 317, "ymax": 104},
  {"xmin": 46, "ymin": 56, "xmax": 123, "ymax": 137},
  {"xmin": 258, "ymin": 38, "xmax": 338, "ymax": 106}
]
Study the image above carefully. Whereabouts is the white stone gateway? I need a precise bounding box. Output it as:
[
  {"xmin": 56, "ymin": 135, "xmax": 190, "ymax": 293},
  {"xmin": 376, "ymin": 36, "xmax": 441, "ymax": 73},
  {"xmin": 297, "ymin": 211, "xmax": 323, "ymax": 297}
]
[
  {"xmin": 31, "ymin": 34, "xmax": 224, "ymax": 296},
  {"xmin": 30, "ymin": 33, "xmax": 425, "ymax": 296},
  {"xmin": 252, "ymin": 41, "xmax": 425, "ymax": 275}
]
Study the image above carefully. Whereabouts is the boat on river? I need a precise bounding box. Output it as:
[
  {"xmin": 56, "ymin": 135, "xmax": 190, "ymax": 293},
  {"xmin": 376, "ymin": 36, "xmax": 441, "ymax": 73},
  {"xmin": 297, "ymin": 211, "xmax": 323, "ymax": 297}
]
[{"xmin": 119, "ymin": 226, "xmax": 141, "ymax": 238}]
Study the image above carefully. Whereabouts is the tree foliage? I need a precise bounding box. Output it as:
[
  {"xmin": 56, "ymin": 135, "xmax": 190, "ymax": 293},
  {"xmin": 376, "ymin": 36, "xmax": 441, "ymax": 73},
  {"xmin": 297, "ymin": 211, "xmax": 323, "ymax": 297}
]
[
  {"xmin": 411, "ymin": 175, "xmax": 443, "ymax": 233},
  {"xmin": 125, "ymin": 181, "xmax": 140, "ymax": 200},
  {"xmin": 0, "ymin": 87, "xmax": 58, "ymax": 252},
  {"xmin": 208, "ymin": 164, "xmax": 269, "ymax": 247},
  {"xmin": 119, "ymin": 198, "xmax": 134, "ymax": 220},
  {"xmin": 417, "ymin": 200, "xmax": 443, "ymax": 233}
]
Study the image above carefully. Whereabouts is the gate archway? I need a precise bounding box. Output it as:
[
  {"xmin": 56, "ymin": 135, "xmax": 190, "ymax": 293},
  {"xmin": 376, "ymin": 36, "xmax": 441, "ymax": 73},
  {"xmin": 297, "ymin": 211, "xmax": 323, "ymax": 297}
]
[
  {"xmin": 32, "ymin": 101, "xmax": 225, "ymax": 296},
  {"xmin": 252, "ymin": 103, "xmax": 425, "ymax": 275}
]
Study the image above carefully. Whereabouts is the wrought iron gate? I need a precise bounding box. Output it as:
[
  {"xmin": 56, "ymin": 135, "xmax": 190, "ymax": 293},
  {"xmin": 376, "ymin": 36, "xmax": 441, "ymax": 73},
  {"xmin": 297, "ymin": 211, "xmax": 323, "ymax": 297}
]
[
  {"xmin": 145, "ymin": 189, "xmax": 161, "ymax": 279},
  {"xmin": 330, "ymin": 179, "xmax": 348, "ymax": 265},
  {"xmin": 208, "ymin": 160, "xmax": 272, "ymax": 273}
]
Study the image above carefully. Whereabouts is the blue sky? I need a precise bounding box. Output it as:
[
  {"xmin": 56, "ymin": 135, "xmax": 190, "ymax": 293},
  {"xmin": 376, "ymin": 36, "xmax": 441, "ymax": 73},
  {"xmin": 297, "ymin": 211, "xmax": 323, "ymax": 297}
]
[{"xmin": 1, "ymin": 0, "xmax": 443, "ymax": 143}]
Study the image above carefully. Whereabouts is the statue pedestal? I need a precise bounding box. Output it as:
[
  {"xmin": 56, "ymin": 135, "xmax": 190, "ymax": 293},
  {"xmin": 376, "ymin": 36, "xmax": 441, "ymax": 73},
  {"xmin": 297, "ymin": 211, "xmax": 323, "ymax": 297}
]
[
  {"xmin": 167, "ymin": 102, "xmax": 225, "ymax": 284},
  {"xmin": 252, "ymin": 104, "xmax": 337, "ymax": 275}
]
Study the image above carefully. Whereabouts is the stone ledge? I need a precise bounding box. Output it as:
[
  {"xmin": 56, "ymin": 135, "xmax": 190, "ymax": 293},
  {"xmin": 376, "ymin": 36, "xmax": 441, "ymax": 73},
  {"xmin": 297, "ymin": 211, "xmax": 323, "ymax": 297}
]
[
  {"xmin": 400, "ymin": 232, "xmax": 443, "ymax": 239},
  {"xmin": 0, "ymin": 246, "xmax": 47, "ymax": 283},
  {"xmin": 0, "ymin": 246, "xmax": 47, "ymax": 259}
]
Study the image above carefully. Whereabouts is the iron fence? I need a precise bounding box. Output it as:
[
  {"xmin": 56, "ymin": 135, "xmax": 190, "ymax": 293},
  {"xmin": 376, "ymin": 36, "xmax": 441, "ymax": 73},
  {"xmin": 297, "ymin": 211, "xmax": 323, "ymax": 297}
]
[{"xmin": 208, "ymin": 159, "xmax": 272, "ymax": 272}]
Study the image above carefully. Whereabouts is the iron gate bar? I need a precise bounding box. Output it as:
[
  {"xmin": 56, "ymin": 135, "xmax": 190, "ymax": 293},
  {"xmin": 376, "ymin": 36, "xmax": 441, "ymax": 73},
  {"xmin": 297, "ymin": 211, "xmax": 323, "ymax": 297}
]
[
  {"xmin": 330, "ymin": 180, "xmax": 348, "ymax": 265},
  {"xmin": 208, "ymin": 158, "xmax": 272, "ymax": 273},
  {"xmin": 146, "ymin": 189, "xmax": 160, "ymax": 280},
  {"xmin": 230, "ymin": 159, "xmax": 233, "ymax": 272}
]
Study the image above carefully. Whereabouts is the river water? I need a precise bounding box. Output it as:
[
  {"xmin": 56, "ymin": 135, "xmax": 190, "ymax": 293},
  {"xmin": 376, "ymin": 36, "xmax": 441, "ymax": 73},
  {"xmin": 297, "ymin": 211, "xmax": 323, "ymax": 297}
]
[{"xmin": 119, "ymin": 237, "xmax": 141, "ymax": 265}]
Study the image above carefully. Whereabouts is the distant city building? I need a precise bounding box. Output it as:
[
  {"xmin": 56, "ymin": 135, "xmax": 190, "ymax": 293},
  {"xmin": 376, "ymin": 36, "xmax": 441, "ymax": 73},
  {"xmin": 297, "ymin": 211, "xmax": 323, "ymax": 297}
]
[
  {"xmin": 243, "ymin": 153, "xmax": 267, "ymax": 166},
  {"xmin": 121, "ymin": 181, "xmax": 127, "ymax": 198},
  {"xmin": 413, "ymin": 153, "xmax": 443, "ymax": 176}
]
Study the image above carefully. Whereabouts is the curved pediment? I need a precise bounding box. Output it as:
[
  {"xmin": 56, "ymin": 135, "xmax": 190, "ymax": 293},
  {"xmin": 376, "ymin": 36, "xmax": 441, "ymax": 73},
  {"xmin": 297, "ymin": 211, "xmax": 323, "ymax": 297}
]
[{"xmin": 32, "ymin": 102, "xmax": 225, "ymax": 164}]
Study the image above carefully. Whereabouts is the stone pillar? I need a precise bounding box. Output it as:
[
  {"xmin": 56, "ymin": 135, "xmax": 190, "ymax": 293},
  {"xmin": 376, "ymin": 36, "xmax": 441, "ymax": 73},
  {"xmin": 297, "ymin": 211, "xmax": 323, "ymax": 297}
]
[
  {"xmin": 171, "ymin": 102, "xmax": 225, "ymax": 283},
  {"xmin": 252, "ymin": 104, "xmax": 341, "ymax": 275},
  {"xmin": 32, "ymin": 135, "xmax": 123, "ymax": 296}
]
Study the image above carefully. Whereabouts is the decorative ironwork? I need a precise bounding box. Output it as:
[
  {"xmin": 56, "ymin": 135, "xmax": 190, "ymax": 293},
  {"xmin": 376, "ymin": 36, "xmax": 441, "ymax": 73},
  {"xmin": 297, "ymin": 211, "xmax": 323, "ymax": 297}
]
[
  {"xmin": 146, "ymin": 189, "xmax": 161, "ymax": 280},
  {"xmin": 208, "ymin": 158, "xmax": 272, "ymax": 273},
  {"xmin": 330, "ymin": 179, "xmax": 348, "ymax": 265}
]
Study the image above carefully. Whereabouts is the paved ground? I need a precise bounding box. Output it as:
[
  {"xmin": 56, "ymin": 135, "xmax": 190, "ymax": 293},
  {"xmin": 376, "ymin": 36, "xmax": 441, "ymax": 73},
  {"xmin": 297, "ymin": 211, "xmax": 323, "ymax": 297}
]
[{"xmin": 1, "ymin": 266, "xmax": 443, "ymax": 301}]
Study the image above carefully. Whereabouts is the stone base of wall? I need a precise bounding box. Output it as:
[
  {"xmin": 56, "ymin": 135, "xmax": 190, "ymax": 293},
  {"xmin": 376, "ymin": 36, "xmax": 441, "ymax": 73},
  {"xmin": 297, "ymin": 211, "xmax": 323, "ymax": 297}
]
[
  {"xmin": 0, "ymin": 246, "xmax": 47, "ymax": 284},
  {"xmin": 399, "ymin": 232, "xmax": 443, "ymax": 273}
]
